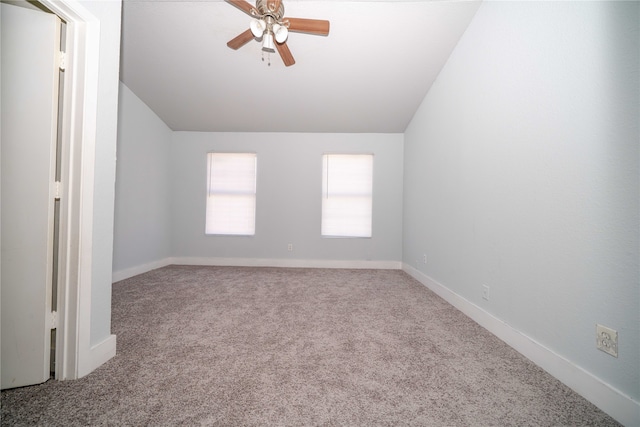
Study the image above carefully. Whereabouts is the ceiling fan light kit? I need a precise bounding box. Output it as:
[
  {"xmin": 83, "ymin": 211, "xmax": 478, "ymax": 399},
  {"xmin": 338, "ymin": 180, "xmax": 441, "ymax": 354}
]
[
  {"xmin": 262, "ymin": 32, "xmax": 276, "ymax": 52},
  {"xmin": 226, "ymin": 0, "xmax": 330, "ymax": 67},
  {"xmin": 249, "ymin": 18, "xmax": 266, "ymax": 38},
  {"xmin": 272, "ymin": 24, "xmax": 288, "ymax": 44}
]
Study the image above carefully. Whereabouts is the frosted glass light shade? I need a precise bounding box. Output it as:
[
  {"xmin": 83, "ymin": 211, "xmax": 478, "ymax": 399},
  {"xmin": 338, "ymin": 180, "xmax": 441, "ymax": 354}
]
[
  {"xmin": 250, "ymin": 19, "xmax": 266, "ymax": 37},
  {"xmin": 262, "ymin": 32, "xmax": 275, "ymax": 51},
  {"xmin": 272, "ymin": 23, "xmax": 288, "ymax": 43}
]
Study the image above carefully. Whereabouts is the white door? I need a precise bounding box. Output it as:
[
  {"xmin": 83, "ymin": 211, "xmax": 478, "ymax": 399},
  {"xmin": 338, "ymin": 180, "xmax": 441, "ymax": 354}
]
[{"xmin": 1, "ymin": 2, "xmax": 61, "ymax": 389}]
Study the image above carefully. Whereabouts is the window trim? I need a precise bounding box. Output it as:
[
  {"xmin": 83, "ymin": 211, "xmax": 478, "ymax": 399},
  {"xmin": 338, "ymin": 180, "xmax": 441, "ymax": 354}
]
[
  {"xmin": 205, "ymin": 151, "xmax": 258, "ymax": 236},
  {"xmin": 321, "ymin": 152, "xmax": 374, "ymax": 239}
]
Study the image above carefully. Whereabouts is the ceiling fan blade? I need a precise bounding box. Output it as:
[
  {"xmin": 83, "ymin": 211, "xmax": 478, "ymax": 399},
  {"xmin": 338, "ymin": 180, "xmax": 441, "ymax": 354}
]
[
  {"xmin": 276, "ymin": 41, "xmax": 295, "ymax": 67},
  {"xmin": 285, "ymin": 17, "xmax": 330, "ymax": 36},
  {"xmin": 226, "ymin": 0, "xmax": 258, "ymax": 16},
  {"xmin": 227, "ymin": 29, "xmax": 255, "ymax": 50}
]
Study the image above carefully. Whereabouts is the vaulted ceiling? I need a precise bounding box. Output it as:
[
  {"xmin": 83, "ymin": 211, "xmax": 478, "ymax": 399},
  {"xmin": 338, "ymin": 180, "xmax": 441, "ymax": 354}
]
[{"xmin": 120, "ymin": 0, "xmax": 482, "ymax": 133}]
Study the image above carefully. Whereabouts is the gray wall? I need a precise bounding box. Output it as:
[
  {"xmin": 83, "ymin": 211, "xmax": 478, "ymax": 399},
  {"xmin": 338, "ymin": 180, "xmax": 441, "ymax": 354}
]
[
  {"xmin": 84, "ymin": 0, "xmax": 122, "ymax": 347},
  {"xmin": 170, "ymin": 132, "xmax": 404, "ymax": 263},
  {"xmin": 113, "ymin": 83, "xmax": 172, "ymax": 273},
  {"xmin": 403, "ymin": 0, "xmax": 639, "ymax": 402}
]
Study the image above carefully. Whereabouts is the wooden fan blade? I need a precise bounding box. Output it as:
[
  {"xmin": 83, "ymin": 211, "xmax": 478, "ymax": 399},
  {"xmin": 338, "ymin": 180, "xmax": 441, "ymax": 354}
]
[
  {"xmin": 285, "ymin": 17, "xmax": 330, "ymax": 36},
  {"xmin": 267, "ymin": 0, "xmax": 282, "ymax": 13},
  {"xmin": 227, "ymin": 29, "xmax": 254, "ymax": 50},
  {"xmin": 276, "ymin": 41, "xmax": 295, "ymax": 67},
  {"xmin": 227, "ymin": 0, "xmax": 258, "ymax": 16}
]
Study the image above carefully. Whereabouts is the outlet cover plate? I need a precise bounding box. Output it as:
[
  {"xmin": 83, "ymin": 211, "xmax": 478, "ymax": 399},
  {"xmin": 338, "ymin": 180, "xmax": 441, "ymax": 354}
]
[
  {"xmin": 482, "ymin": 285, "xmax": 490, "ymax": 301},
  {"xmin": 596, "ymin": 324, "xmax": 618, "ymax": 358}
]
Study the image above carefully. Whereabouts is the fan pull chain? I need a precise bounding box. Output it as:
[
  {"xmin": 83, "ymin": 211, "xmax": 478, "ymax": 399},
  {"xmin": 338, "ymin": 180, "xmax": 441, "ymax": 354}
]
[{"xmin": 261, "ymin": 51, "xmax": 271, "ymax": 66}]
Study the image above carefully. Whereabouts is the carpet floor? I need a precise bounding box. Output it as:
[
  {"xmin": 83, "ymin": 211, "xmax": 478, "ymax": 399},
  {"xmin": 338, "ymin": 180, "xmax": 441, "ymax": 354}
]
[{"xmin": 1, "ymin": 266, "xmax": 620, "ymax": 426}]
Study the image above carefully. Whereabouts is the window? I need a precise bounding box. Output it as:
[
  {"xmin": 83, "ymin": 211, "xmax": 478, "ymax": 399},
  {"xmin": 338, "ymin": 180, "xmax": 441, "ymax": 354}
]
[
  {"xmin": 206, "ymin": 152, "xmax": 257, "ymax": 235},
  {"xmin": 321, "ymin": 154, "xmax": 373, "ymax": 238}
]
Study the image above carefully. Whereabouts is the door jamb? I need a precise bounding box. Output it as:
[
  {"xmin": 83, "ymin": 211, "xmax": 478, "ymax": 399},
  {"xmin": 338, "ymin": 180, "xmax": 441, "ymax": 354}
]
[{"xmin": 37, "ymin": 0, "xmax": 100, "ymax": 380}]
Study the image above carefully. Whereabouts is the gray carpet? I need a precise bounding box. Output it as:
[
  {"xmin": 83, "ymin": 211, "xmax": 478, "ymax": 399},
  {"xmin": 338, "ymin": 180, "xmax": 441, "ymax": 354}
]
[{"xmin": 1, "ymin": 266, "xmax": 620, "ymax": 426}]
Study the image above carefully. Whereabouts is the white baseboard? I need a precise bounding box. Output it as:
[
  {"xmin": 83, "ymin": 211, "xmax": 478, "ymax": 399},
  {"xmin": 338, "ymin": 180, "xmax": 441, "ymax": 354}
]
[
  {"xmin": 402, "ymin": 263, "xmax": 640, "ymax": 427},
  {"xmin": 88, "ymin": 334, "xmax": 116, "ymax": 374},
  {"xmin": 112, "ymin": 257, "xmax": 402, "ymax": 283},
  {"xmin": 112, "ymin": 258, "xmax": 173, "ymax": 282},
  {"xmin": 169, "ymin": 257, "xmax": 402, "ymax": 270}
]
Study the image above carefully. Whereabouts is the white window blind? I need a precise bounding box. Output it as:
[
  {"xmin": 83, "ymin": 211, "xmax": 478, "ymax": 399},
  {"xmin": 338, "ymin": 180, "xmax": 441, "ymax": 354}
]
[
  {"xmin": 321, "ymin": 154, "xmax": 373, "ymax": 238},
  {"xmin": 206, "ymin": 152, "xmax": 257, "ymax": 235}
]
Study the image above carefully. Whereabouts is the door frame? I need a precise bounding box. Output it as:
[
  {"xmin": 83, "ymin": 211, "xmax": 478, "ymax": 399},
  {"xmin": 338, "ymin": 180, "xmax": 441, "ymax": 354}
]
[{"xmin": 37, "ymin": 0, "xmax": 101, "ymax": 380}]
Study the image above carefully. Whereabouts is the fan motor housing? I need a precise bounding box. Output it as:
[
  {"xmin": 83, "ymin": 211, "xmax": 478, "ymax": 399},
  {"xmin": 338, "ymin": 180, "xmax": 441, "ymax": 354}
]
[{"xmin": 256, "ymin": 0, "xmax": 284, "ymax": 20}]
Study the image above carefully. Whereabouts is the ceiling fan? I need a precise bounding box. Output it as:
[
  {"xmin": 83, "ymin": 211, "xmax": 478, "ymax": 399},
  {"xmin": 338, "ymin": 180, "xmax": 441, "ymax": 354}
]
[{"xmin": 226, "ymin": 0, "xmax": 330, "ymax": 67}]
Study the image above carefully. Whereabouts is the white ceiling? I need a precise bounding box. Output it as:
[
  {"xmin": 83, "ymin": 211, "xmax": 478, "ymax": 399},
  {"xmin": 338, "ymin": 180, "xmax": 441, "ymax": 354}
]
[{"xmin": 120, "ymin": 0, "xmax": 481, "ymax": 133}]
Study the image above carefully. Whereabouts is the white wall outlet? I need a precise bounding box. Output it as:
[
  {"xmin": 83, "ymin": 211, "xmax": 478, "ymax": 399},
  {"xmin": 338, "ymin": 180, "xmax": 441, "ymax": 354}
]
[
  {"xmin": 596, "ymin": 324, "xmax": 618, "ymax": 358},
  {"xmin": 422, "ymin": 254, "xmax": 427, "ymax": 264},
  {"xmin": 482, "ymin": 285, "xmax": 490, "ymax": 301},
  {"xmin": 287, "ymin": 243, "xmax": 293, "ymax": 252}
]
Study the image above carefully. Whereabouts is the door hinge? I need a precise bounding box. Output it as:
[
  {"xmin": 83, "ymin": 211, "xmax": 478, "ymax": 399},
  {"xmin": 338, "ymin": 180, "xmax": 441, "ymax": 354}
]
[
  {"xmin": 58, "ymin": 51, "xmax": 66, "ymax": 71},
  {"xmin": 49, "ymin": 311, "xmax": 58, "ymax": 329},
  {"xmin": 54, "ymin": 181, "xmax": 62, "ymax": 200}
]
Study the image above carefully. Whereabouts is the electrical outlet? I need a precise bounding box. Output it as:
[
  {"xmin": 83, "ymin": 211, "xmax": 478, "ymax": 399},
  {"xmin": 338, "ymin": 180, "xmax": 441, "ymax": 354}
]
[
  {"xmin": 287, "ymin": 243, "xmax": 293, "ymax": 252},
  {"xmin": 596, "ymin": 324, "xmax": 618, "ymax": 357},
  {"xmin": 422, "ymin": 254, "xmax": 427, "ymax": 264},
  {"xmin": 482, "ymin": 285, "xmax": 490, "ymax": 301}
]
